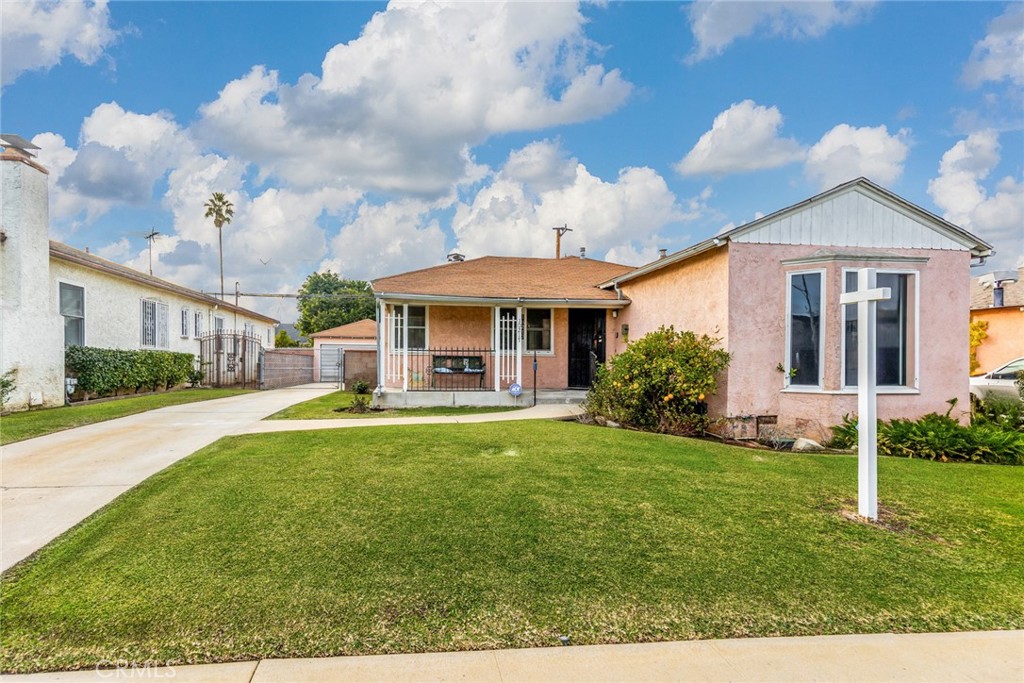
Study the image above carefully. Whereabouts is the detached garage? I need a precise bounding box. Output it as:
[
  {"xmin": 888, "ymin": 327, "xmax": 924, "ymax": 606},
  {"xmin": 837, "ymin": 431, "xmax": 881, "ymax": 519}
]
[{"xmin": 310, "ymin": 319, "xmax": 378, "ymax": 387}]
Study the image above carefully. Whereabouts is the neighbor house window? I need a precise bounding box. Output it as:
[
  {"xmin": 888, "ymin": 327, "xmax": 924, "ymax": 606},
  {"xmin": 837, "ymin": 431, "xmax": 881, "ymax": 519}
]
[
  {"xmin": 194, "ymin": 311, "xmax": 203, "ymax": 338},
  {"xmin": 786, "ymin": 270, "xmax": 824, "ymax": 387},
  {"xmin": 141, "ymin": 299, "xmax": 169, "ymax": 348},
  {"xmin": 214, "ymin": 316, "xmax": 225, "ymax": 331},
  {"xmin": 181, "ymin": 308, "xmax": 190, "ymax": 338},
  {"xmin": 59, "ymin": 282, "xmax": 85, "ymax": 347},
  {"xmin": 843, "ymin": 271, "xmax": 916, "ymax": 387},
  {"xmin": 392, "ymin": 305, "xmax": 427, "ymax": 349},
  {"xmin": 525, "ymin": 309, "xmax": 552, "ymax": 353}
]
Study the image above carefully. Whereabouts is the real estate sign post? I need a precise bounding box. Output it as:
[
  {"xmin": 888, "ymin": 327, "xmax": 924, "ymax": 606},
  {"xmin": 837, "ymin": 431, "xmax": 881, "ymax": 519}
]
[{"xmin": 839, "ymin": 268, "xmax": 891, "ymax": 520}]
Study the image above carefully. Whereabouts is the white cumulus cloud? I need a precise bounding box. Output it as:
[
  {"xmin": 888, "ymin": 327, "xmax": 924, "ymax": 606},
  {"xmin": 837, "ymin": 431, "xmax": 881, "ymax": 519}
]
[
  {"xmin": 686, "ymin": 0, "xmax": 873, "ymax": 63},
  {"xmin": 961, "ymin": 4, "xmax": 1024, "ymax": 88},
  {"xmin": 675, "ymin": 100, "xmax": 804, "ymax": 176},
  {"xmin": 196, "ymin": 1, "xmax": 632, "ymax": 197},
  {"xmin": 1, "ymin": 0, "xmax": 119, "ymax": 87},
  {"xmin": 927, "ymin": 130, "xmax": 1023, "ymax": 268},
  {"xmin": 804, "ymin": 123, "xmax": 909, "ymax": 190}
]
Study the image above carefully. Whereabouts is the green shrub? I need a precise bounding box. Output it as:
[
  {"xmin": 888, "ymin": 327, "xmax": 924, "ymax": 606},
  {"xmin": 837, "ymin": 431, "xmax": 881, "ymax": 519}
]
[
  {"xmin": 352, "ymin": 380, "xmax": 370, "ymax": 395},
  {"xmin": 586, "ymin": 326, "xmax": 730, "ymax": 436},
  {"xmin": 349, "ymin": 395, "xmax": 371, "ymax": 413},
  {"xmin": 973, "ymin": 396, "xmax": 1024, "ymax": 433},
  {"xmin": 65, "ymin": 346, "xmax": 196, "ymax": 397},
  {"xmin": 0, "ymin": 368, "xmax": 17, "ymax": 409},
  {"xmin": 829, "ymin": 413, "xmax": 1024, "ymax": 465}
]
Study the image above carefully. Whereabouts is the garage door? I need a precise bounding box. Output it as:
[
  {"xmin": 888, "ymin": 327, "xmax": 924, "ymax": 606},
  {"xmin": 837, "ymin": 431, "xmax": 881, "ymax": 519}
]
[{"xmin": 320, "ymin": 345, "xmax": 344, "ymax": 382}]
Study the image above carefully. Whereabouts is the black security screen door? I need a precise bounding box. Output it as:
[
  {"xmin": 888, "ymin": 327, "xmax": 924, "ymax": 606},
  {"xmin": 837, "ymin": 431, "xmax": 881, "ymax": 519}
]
[{"xmin": 568, "ymin": 309, "xmax": 606, "ymax": 388}]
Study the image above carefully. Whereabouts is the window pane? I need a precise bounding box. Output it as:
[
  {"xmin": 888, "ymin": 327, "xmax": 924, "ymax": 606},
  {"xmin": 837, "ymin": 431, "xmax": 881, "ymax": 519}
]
[
  {"xmin": 59, "ymin": 283, "xmax": 84, "ymax": 317},
  {"xmin": 845, "ymin": 273, "xmax": 909, "ymax": 387},
  {"xmin": 526, "ymin": 309, "xmax": 552, "ymax": 352},
  {"xmin": 64, "ymin": 317, "xmax": 84, "ymax": 347},
  {"xmin": 409, "ymin": 328, "xmax": 426, "ymax": 349},
  {"xmin": 789, "ymin": 273, "xmax": 821, "ymax": 386},
  {"xmin": 407, "ymin": 306, "xmax": 426, "ymax": 327},
  {"xmin": 142, "ymin": 301, "xmax": 156, "ymax": 346}
]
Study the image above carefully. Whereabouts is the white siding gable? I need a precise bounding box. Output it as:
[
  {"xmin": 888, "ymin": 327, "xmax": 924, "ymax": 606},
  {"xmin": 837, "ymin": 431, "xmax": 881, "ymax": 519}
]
[{"xmin": 731, "ymin": 186, "xmax": 969, "ymax": 251}]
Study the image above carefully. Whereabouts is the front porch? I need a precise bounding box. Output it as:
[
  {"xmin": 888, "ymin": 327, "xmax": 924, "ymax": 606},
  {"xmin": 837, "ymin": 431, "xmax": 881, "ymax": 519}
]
[{"xmin": 375, "ymin": 387, "xmax": 588, "ymax": 408}]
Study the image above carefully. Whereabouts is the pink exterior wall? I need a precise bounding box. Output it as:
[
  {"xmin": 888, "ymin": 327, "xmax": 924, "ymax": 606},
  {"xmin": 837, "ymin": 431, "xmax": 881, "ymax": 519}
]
[
  {"xmin": 615, "ymin": 247, "xmax": 731, "ymax": 414},
  {"xmin": 971, "ymin": 308, "xmax": 1024, "ymax": 374},
  {"xmin": 725, "ymin": 242, "xmax": 972, "ymax": 439}
]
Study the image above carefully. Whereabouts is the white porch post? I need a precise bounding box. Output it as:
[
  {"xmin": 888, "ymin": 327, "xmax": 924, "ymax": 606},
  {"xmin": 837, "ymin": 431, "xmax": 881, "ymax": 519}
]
[
  {"xmin": 402, "ymin": 303, "xmax": 409, "ymax": 392},
  {"xmin": 516, "ymin": 306, "xmax": 523, "ymax": 386},
  {"xmin": 839, "ymin": 267, "xmax": 891, "ymax": 521},
  {"xmin": 494, "ymin": 306, "xmax": 501, "ymax": 392},
  {"xmin": 376, "ymin": 299, "xmax": 385, "ymax": 389}
]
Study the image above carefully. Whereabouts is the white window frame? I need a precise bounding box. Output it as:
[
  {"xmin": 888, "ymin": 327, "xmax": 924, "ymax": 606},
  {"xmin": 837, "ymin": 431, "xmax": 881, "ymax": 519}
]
[
  {"xmin": 194, "ymin": 311, "xmax": 203, "ymax": 338},
  {"xmin": 840, "ymin": 267, "xmax": 920, "ymax": 392},
  {"xmin": 141, "ymin": 298, "xmax": 170, "ymax": 349},
  {"xmin": 390, "ymin": 304, "xmax": 428, "ymax": 351},
  {"xmin": 181, "ymin": 307, "xmax": 190, "ymax": 338},
  {"xmin": 524, "ymin": 308, "xmax": 554, "ymax": 355},
  {"xmin": 57, "ymin": 279, "xmax": 87, "ymax": 347},
  {"xmin": 783, "ymin": 269, "xmax": 826, "ymax": 391},
  {"xmin": 214, "ymin": 315, "xmax": 225, "ymax": 332}
]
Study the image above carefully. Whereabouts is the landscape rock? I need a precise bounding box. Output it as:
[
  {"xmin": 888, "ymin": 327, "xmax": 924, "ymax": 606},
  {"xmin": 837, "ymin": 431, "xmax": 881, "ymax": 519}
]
[{"xmin": 792, "ymin": 437, "xmax": 825, "ymax": 452}]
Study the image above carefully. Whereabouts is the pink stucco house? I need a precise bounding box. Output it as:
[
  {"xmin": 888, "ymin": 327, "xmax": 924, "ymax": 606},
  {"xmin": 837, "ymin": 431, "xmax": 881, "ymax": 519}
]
[{"xmin": 371, "ymin": 179, "xmax": 993, "ymax": 438}]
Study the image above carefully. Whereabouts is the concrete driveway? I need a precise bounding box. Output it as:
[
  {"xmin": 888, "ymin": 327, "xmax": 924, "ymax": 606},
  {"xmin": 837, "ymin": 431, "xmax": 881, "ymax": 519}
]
[{"xmin": 0, "ymin": 384, "xmax": 334, "ymax": 572}]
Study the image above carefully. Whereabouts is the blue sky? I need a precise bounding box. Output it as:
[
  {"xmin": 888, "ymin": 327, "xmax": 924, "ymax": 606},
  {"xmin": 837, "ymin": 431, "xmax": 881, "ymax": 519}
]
[{"xmin": 3, "ymin": 1, "xmax": 1021, "ymax": 321}]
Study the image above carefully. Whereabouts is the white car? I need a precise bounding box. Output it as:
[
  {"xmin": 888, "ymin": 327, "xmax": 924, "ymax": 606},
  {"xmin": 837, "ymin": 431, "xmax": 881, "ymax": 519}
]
[{"xmin": 970, "ymin": 357, "xmax": 1024, "ymax": 401}]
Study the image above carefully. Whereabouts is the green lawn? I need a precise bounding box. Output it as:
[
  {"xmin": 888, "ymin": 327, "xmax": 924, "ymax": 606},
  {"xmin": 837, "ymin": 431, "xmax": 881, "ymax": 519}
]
[
  {"xmin": 0, "ymin": 389, "xmax": 252, "ymax": 445},
  {"xmin": 266, "ymin": 389, "xmax": 521, "ymax": 420},
  {"xmin": 2, "ymin": 421, "xmax": 1022, "ymax": 673}
]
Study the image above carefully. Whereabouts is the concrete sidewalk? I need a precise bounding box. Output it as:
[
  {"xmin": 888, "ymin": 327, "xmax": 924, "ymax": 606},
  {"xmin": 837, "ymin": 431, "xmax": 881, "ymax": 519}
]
[
  {"xmin": 0, "ymin": 384, "xmax": 334, "ymax": 572},
  {"xmin": 237, "ymin": 402, "xmax": 584, "ymax": 434},
  {"xmin": 7, "ymin": 631, "xmax": 1022, "ymax": 682}
]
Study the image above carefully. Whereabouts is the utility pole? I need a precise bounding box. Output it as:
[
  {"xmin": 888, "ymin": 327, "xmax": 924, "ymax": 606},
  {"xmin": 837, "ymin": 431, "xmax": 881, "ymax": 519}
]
[{"xmin": 553, "ymin": 225, "xmax": 572, "ymax": 259}]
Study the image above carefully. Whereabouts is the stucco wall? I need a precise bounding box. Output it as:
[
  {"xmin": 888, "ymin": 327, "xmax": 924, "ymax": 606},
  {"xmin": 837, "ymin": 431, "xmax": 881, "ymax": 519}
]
[
  {"xmin": 971, "ymin": 307, "xmax": 1024, "ymax": 374},
  {"xmin": 49, "ymin": 259, "xmax": 277, "ymax": 355},
  {"xmin": 263, "ymin": 348, "xmax": 314, "ymax": 389},
  {"xmin": 726, "ymin": 242, "xmax": 973, "ymax": 437},
  {"xmin": 615, "ymin": 247, "xmax": 731, "ymax": 414},
  {"xmin": 1, "ymin": 158, "xmax": 63, "ymax": 410}
]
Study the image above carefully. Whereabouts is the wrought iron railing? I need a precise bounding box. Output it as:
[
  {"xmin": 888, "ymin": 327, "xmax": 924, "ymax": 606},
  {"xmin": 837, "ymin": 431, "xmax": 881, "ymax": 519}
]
[{"xmin": 386, "ymin": 347, "xmax": 501, "ymax": 391}]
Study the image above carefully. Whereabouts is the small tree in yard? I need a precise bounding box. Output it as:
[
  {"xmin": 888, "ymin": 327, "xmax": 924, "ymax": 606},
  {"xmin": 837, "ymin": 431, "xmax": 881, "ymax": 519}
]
[
  {"xmin": 586, "ymin": 326, "xmax": 730, "ymax": 436},
  {"xmin": 296, "ymin": 272, "xmax": 376, "ymax": 337},
  {"xmin": 275, "ymin": 330, "xmax": 299, "ymax": 348}
]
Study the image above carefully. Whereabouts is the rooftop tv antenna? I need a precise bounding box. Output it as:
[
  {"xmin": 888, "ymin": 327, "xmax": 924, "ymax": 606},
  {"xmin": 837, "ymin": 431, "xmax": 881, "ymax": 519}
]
[
  {"xmin": 553, "ymin": 224, "xmax": 572, "ymax": 258},
  {"xmin": 129, "ymin": 228, "xmax": 164, "ymax": 276}
]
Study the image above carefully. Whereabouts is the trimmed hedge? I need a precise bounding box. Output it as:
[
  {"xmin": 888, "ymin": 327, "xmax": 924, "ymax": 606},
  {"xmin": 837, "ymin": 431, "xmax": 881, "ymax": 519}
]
[{"xmin": 65, "ymin": 346, "xmax": 196, "ymax": 397}]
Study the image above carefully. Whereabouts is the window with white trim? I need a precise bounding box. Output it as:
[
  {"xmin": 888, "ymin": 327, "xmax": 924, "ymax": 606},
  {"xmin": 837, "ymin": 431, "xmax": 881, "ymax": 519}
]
[
  {"xmin": 525, "ymin": 309, "xmax": 552, "ymax": 353},
  {"xmin": 141, "ymin": 299, "xmax": 169, "ymax": 348},
  {"xmin": 181, "ymin": 308, "xmax": 190, "ymax": 338},
  {"xmin": 214, "ymin": 316, "xmax": 225, "ymax": 331},
  {"xmin": 843, "ymin": 271, "xmax": 917, "ymax": 387},
  {"xmin": 786, "ymin": 271, "xmax": 824, "ymax": 387},
  {"xmin": 392, "ymin": 305, "xmax": 427, "ymax": 349},
  {"xmin": 194, "ymin": 311, "xmax": 203, "ymax": 338},
  {"xmin": 59, "ymin": 282, "xmax": 85, "ymax": 347}
]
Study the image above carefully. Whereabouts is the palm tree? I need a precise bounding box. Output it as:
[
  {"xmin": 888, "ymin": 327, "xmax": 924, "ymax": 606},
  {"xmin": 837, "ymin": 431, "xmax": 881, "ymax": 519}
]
[{"xmin": 204, "ymin": 192, "xmax": 234, "ymax": 299}]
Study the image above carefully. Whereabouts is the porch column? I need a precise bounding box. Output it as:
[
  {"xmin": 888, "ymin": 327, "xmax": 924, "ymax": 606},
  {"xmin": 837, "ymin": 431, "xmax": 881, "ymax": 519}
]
[
  {"xmin": 494, "ymin": 306, "xmax": 501, "ymax": 392},
  {"xmin": 402, "ymin": 303, "xmax": 409, "ymax": 392},
  {"xmin": 516, "ymin": 306, "xmax": 523, "ymax": 386},
  {"xmin": 376, "ymin": 299, "xmax": 385, "ymax": 389}
]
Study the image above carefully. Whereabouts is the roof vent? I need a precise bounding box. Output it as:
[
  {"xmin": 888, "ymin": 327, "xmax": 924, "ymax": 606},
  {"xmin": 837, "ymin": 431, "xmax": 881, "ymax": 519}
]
[
  {"xmin": 447, "ymin": 251, "xmax": 465, "ymax": 263},
  {"xmin": 658, "ymin": 248, "xmax": 668, "ymax": 259},
  {"xmin": 579, "ymin": 246, "xmax": 586, "ymax": 260}
]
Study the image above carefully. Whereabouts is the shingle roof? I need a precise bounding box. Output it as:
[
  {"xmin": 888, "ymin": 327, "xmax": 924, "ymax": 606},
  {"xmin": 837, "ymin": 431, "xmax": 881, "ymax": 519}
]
[
  {"xmin": 372, "ymin": 256, "xmax": 634, "ymax": 302},
  {"xmin": 971, "ymin": 267, "xmax": 1024, "ymax": 310},
  {"xmin": 49, "ymin": 241, "xmax": 277, "ymax": 324},
  {"xmin": 310, "ymin": 318, "xmax": 378, "ymax": 339}
]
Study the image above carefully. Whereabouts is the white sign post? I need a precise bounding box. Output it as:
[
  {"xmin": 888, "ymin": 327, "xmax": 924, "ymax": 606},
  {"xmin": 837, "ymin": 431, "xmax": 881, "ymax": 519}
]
[{"xmin": 838, "ymin": 268, "xmax": 891, "ymax": 520}]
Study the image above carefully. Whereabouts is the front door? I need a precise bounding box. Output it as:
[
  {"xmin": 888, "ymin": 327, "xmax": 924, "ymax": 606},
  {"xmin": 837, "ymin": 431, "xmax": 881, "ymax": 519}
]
[{"xmin": 568, "ymin": 310, "xmax": 606, "ymax": 388}]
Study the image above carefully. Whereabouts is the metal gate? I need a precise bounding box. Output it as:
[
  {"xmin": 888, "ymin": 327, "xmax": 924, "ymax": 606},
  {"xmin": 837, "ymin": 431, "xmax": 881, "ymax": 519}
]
[
  {"xmin": 199, "ymin": 330, "xmax": 263, "ymax": 388},
  {"xmin": 319, "ymin": 345, "xmax": 344, "ymax": 383}
]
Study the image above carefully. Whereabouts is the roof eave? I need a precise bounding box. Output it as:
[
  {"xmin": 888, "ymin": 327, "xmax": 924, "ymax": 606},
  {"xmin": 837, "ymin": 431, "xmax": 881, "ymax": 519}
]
[{"xmin": 374, "ymin": 292, "xmax": 630, "ymax": 307}]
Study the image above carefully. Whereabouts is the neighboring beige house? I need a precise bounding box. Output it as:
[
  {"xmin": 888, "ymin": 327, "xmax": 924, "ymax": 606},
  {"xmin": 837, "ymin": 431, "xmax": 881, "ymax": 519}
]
[
  {"xmin": 372, "ymin": 178, "xmax": 993, "ymax": 439},
  {"xmin": 310, "ymin": 318, "xmax": 377, "ymax": 385},
  {"xmin": 1, "ymin": 136, "xmax": 276, "ymax": 411},
  {"xmin": 970, "ymin": 267, "xmax": 1024, "ymax": 374}
]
